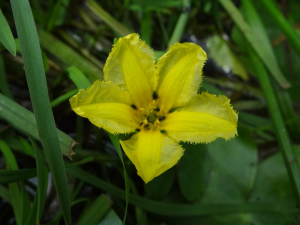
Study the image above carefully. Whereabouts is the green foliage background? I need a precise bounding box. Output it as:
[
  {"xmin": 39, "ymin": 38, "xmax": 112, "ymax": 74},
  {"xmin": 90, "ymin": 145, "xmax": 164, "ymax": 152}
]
[{"xmin": 0, "ymin": 0, "xmax": 300, "ymax": 224}]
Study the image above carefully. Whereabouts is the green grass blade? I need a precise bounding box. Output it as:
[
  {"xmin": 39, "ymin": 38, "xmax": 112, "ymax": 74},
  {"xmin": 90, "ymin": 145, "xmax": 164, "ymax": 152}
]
[
  {"xmin": 141, "ymin": 11, "xmax": 151, "ymax": 45},
  {"xmin": 46, "ymin": 0, "xmax": 68, "ymax": 31},
  {"xmin": 66, "ymin": 66, "xmax": 92, "ymax": 90},
  {"xmin": 0, "ymin": 9, "xmax": 16, "ymax": 55},
  {"xmin": 0, "ymin": 169, "xmax": 37, "ymax": 184},
  {"xmin": 218, "ymin": 0, "xmax": 290, "ymax": 89},
  {"xmin": 37, "ymin": 29, "xmax": 103, "ymax": 81},
  {"xmin": 77, "ymin": 194, "xmax": 112, "ymax": 225},
  {"xmin": 9, "ymin": 0, "xmax": 71, "ymax": 224},
  {"xmin": 260, "ymin": 0, "xmax": 300, "ymax": 58},
  {"xmin": 51, "ymin": 89, "xmax": 78, "ymax": 108},
  {"xmin": 242, "ymin": 0, "xmax": 300, "ymax": 141},
  {"xmin": 0, "ymin": 54, "xmax": 13, "ymax": 99},
  {"xmin": 0, "ymin": 140, "xmax": 25, "ymax": 225},
  {"xmin": 66, "ymin": 166, "xmax": 272, "ymax": 216},
  {"xmin": 168, "ymin": 0, "xmax": 190, "ymax": 47},
  {"xmin": 0, "ymin": 93, "xmax": 75, "ymax": 156},
  {"xmin": 0, "ymin": 185, "xmax": 10, "ymax": 203},
  {"xmin": 29, "ymin": 136, "xmax": 49, "ymax": 223},
  {"xmin": 86, "ymin": 0, "xmax": 132, "ymax": 37},
  {"xmin": 108, "ymin": 133, "xmax": 130, "ymax": 225},
  {"xmin": 248, "ymin": 47, "xmax": 300, "ymax": 207}
]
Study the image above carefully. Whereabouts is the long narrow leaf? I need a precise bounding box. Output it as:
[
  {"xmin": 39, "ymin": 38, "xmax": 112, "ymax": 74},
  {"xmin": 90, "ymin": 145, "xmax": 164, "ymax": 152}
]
[
  {"xmin": 0, "ymin": 54, "xmax": 13, "ymax": 99},
  {"xmin": 0, "ymin": 9, "xmax": 16, "ymax": 55},
  {"xmin": 259, "ymin": 0, "xmax": 300, "ymax": 58},
  {"xmin": 77, "ymin": 194, "xmax": 112, "ymax": 225},
  {"xmin": 242, "ymin": 0, "xmax": 300, "ymax": 140},
  {"xmin": 248, "ymin": 46, "xmax": 300, "ymax": 208},
  {"xmin": 0, "ymin": 93, "xmax": 75, "ymax": 156},
  {"xmin": 86, "ymin": 0, "xmax": 132, "ymax": 37},
  {"xmin": 37, "ymin": 29, "xmax": 103, "ymax": 81},
  {"xmin": 108, "ymin": 133, "xmax": 130, "ymax": 225},
  {"xmin": 218, "ymin": 0, "xmax": 290, "ymax": 89},
  {"xmin": 10, "ymin": 1, "xmax": 71, "ymax": 224},
  {"xmin": 29, "ymin": 137, "xmax": 49, "ymax": 223},
  {"xmin": 168, "ymin": 0, "xmax": 190, "ymax": 47},
  {"xmin": 66, "ymin": 166, "xmax": 273, "ymax": 216},
  {"xmin": 0, "ymin": 169, "xmax": 37, "ymax": 184}
]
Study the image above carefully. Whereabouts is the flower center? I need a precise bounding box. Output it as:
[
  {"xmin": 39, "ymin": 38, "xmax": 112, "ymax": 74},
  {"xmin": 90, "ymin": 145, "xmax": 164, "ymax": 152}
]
[
  {"xmin": 147, "ymin": 112, "xmax": 156, "ymax": 123},
  {"xmin": 131, "ymin": 92, "xmax": 168, "ymax": 131}
]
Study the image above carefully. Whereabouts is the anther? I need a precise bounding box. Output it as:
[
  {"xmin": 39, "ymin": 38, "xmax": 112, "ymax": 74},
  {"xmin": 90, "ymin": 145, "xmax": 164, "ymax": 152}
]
[
  {"xmin": 154, "ymin": 107, "xmax": 160, "ymax": 112},
  {"xmin": 140, "ymin": 122, "xmax": 143, "ymax": 126},
  {"xmin": 152, "ymin": 91, "xmax": 158, "ymax": 100},
  {"xmin": 135, "ymin": 129, "xmax": 140, "ymax": 132},
  {"xmin": 131, "ymin": 104, "xmax": 137, "ymax": 110},
  {"xmin": 144, "ymin": 124, "xmax": 149, "ymax": 128},
  {"xmin": 159, "ymin": 116, "xmax": 166, "ymax": 121}
]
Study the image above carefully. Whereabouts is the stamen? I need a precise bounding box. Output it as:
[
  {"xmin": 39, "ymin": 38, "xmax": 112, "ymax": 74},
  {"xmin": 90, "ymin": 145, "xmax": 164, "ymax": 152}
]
[
  {"xmin": 139, "ymin": 108, "xmax": 145, "ymax": 113},
  {"xmin": 154, "ymin": 107, "xmax": 160, "ymax": 112}
]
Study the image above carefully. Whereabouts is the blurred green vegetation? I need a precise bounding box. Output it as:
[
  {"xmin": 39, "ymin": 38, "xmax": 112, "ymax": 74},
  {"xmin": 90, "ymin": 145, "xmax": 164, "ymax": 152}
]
[{"xmin": 0, "ymin": 0, "xmax": 300, "ymax": 224}]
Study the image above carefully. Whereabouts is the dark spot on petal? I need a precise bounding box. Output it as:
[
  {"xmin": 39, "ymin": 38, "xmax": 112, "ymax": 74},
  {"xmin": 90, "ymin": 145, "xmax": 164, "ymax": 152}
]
[
  {"xmin": 153, "ymin": 91, "xmax": 158, "ymax": 100},
  {"xmin": 131, "ymin": 104, "xmax": 137, "ymax": 110},
  {"xmin": 159, "ymin": 116, "xmax": 165, "ymax": 121},
  {"xmin": 160, "ymin": 130, "xmax": 167, "ymax": 134}
]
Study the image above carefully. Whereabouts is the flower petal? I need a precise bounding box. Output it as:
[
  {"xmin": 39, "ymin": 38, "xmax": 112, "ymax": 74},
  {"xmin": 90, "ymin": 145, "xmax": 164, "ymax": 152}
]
[
  {"xmin": 156, "ymin": 43, "xmax": 207, "ymax": 113},
  {"xmin": 120, "ymin": 130, "xmax": 184, "ymax": 183},
  {"xmin": 160, "ymin": 92, "xmax": 238, "ymax": 143},
  {"xmin": 70, "ymin": 81, "xmax": 140, "ymax": 134},
  {"xmin": 104, "ymin": 33, "xmax": 156, "ymax": 109}
]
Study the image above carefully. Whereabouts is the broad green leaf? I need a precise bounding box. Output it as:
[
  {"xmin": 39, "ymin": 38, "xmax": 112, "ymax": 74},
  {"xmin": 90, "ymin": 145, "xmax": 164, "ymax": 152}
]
[
  {"xmin": 99, "ymin": 209, "xmax": 122, "ymax": 225},
  {"xmin": 206, "ymin": 35, "xmax": 248, "ymax": 80},
  {"xmin": 200, "ymin": 126, "xmax": 257, "ymax": 203},
  {"xmin": 0, "ymin": 9, "xmax": 16, "ymax": 55},
  {"xmin": 145, "ymin": 167, "xmax": 175, "ymax": 200},
  {"xmin": 177, "ymin": 144, "xmax": 210, "ymax": 202}
]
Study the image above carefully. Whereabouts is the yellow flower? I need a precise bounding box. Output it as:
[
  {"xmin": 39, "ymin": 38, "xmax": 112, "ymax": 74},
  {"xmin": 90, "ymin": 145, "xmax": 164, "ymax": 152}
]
[{"xmin": 70, "ymin": 34, "xmax": 238, "ymax": 183}]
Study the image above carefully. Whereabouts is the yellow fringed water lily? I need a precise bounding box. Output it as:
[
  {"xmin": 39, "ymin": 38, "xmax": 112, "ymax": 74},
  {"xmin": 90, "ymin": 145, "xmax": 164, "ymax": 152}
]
[{"xmin": 70, "ymin": 33, "xmax": 238, "ymax": 183}]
